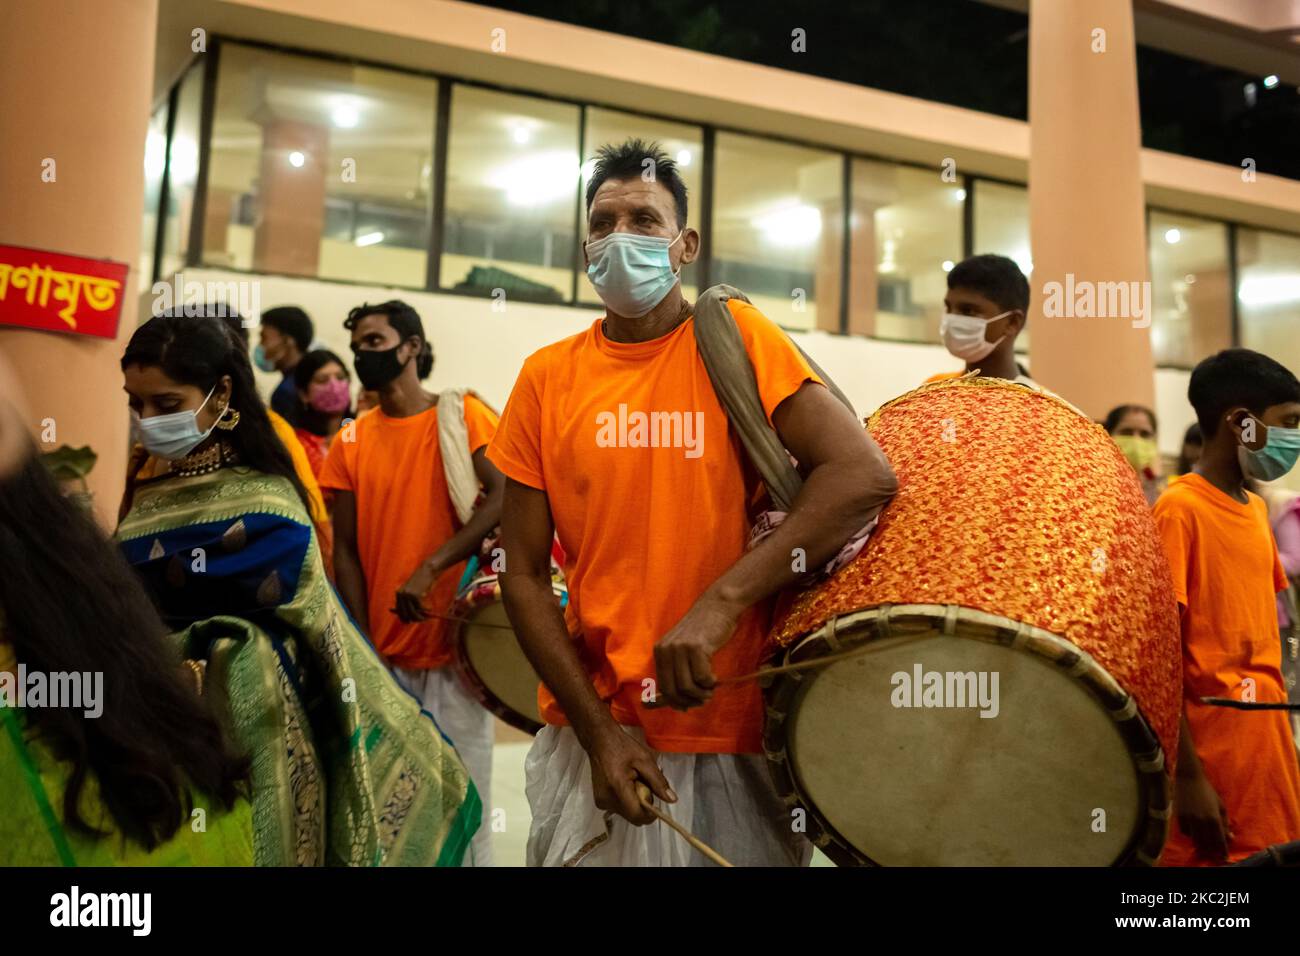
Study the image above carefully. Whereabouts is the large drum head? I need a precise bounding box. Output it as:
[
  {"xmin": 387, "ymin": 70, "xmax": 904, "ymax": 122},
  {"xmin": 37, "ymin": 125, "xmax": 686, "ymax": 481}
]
[
  {"xmin": 460, "ymin": 601, "xmax": 543, "ymax": 733},
  {"xmin": 767, "ymin": 607, "xmax": 1169, "ymax": 867}
]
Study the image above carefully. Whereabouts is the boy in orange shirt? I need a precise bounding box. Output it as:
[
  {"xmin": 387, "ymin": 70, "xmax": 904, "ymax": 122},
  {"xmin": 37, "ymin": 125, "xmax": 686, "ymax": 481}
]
[
  {"xmin": 1154, "ymin": 348, "xmax": 1300, "ymax": 865},
  {"xmin": 489, "ymin": 139, "xmax": 897, "ymax": 866},
  {"xmin": 924, "ymin": 254, "xmax": 1035, "ymax": 387},
  {"xmin": 320, "ymin": 300, "xmax": 504, "ymax": 865}
]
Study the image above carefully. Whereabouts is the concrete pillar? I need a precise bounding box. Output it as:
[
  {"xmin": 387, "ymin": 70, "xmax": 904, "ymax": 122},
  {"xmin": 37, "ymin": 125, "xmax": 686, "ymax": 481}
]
[
  {"xmin": 1028, "ymin": 0, "xmax": 1156, "ymax": 418},
  {"xmin": 252, "ymin": 118, "xmax": 328, "ymax": 276},
  {"xmin": 0, "ymin": 0, "xmax": 159, "ymax": 528}
]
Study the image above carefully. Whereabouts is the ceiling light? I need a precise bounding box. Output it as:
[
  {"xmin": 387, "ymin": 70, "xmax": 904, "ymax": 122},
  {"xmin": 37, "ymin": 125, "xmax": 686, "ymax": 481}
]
[{"xmin": 754, "ymin": 203, "xmax": 822, "ymax": 247}]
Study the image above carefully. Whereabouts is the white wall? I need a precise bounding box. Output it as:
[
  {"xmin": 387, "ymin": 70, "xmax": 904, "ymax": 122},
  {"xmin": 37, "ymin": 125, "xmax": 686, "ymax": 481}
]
[{"xmin": 166, "ymin": 268, "xmax": 1198, "ymax": 461}]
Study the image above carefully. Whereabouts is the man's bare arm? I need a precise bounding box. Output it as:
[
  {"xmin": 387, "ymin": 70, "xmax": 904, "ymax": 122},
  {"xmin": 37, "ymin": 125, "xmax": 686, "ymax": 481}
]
[
  {"xmin": 498, "ymin": 478, "xmax": 672, "ymax": 822},
  {"xmin": 654, "ymin": 380, "xmax": 897, "ymax": 708},
  {"xmin": 330, "ymin": 490, "xmax": 370, "ymax": 634},
  {"xmin": 395, "ymin": 448, "xmax": 506, "ymax": 622}
]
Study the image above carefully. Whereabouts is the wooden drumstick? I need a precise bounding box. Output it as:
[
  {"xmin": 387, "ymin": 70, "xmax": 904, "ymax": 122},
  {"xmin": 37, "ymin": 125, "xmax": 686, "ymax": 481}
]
[
  {"xmin": 634, "ymin": 782, "xmax": 734, "ymax": 868},
  {"xmin": 642, "ymin": 642, "xmax": 878, "ymax": 710}
]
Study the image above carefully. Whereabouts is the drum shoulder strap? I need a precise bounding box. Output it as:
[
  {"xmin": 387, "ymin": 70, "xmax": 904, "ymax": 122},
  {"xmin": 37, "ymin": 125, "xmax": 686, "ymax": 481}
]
[{"xmin": 692, "ymin": 284, "xmax": 856, "ymax": 512}]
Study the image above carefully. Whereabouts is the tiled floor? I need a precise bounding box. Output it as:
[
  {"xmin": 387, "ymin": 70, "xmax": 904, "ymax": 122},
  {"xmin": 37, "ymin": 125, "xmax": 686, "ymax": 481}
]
[{"xmin": 486, "ymin": 719, "xmax": 833, "ymax": 866}]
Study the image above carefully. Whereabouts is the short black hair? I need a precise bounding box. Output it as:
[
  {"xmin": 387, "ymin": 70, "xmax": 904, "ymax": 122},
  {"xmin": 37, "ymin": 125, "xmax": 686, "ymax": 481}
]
[
  {"xmin": 1102, "ymin": 404, "xmax": 1158, "ymax": 435},
  {"xmin": 344, "ymin": 299, "xmax": 433, "ymax": 380},
  {"xmin": 948, "ymin": 254, "xmax": 1030, "ymax": 314},
  {"xmin": 585, "ymin": 138, "xmax": 688, "ymax": 230},
  {"xmin": 260, "ymin": 306, "xmax": 314, "ymax": 352},
  {"xmin": 1188, "ymin": 348, "xmax": 1300, "ymax": 438},
  {"xmin": 1182, "ymin": 422, "xmax": 1203, "ymax": 446}
]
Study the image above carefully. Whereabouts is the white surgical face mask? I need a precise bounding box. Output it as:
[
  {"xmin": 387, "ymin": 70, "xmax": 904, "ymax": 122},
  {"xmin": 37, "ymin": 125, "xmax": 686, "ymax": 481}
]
[
  {"xmin": 131, "ymin": 385, "xmax": 219, "ymax": 460},
  {"xmin": 940, "ymin": 310, "xmax": 1012, "ymax": 363},
  {"xmin": 585, "ymin": 230, "xmax": 683, "ymax": 318}
]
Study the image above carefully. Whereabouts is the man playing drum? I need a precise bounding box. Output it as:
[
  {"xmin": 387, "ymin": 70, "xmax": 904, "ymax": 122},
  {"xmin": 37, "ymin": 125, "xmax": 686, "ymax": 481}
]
[
  {"xmin": 489, "ymin": 139, "xmax": 897, "ymax": 866},
  {"xmin": 321, "ymin": 300, "xmax": 505, "ymax": 866}
]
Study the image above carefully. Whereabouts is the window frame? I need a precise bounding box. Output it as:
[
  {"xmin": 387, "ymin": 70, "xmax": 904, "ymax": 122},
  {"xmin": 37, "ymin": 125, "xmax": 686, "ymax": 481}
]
[{"xmin": 133, "ymin": 33, "xmax": 1299, "ymax": 369}]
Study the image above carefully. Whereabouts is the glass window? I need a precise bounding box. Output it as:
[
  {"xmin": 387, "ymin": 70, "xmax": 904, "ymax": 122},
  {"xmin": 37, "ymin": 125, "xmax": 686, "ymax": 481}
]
[
  {"xmin": 1147, "ymin": 210, "xmax": 1231, "ymax": 369},
  {"xmin": 713, "ymin": 132, "xmax": 843, "ymax": 331},
  {"xmin": 140, "ymin": 104, "xmax": 169, "ymax": 291},
  {"xmin": 972, "ymin": 180, "xmax": 1032, "ymax": 353},
  {"xmin": 441, "ymin": 85, "xmax": 580, "ymax": 303},
  {"xmin": 851, "ymin": 160, "xmax": 963, "ymax": 344},
  {"xmin": 202, "ymin": 43, "xmax": 437, "ymax": 287},
  {"xmin": 579, "ymin": 108, "xmax": 704, "ymax": 306},
  {"xmin": 158, "ymin": 64, "xmax": 203, "ymax": 281},
  {"xmin": 1238, "ymin": 227, "xmax": 1300, "ymax": 376}
]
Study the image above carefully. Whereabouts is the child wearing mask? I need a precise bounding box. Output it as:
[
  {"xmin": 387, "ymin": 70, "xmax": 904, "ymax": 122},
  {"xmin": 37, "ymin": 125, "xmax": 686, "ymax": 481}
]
[
  {"xmin": 925, "ymin": 254, "xmax": 1035, "ymax": 387},
  {"xmin": 1153, "ymin": 348, "xmax": 1300, "ymax": 865}
]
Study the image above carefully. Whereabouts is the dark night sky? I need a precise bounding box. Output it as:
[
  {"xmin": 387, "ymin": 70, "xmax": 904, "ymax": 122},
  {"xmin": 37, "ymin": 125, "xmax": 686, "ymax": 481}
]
[{"xmin": 470, "ymin": 0, "xmax": 1300, "ymax": 182}]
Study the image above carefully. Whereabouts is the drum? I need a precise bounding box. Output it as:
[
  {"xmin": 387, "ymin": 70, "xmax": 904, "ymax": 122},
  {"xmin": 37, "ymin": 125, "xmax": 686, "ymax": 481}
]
[
  {"xmin": 764, "ymin": 377, "xmax": 1182, "ymax": 867},
  {"xmin": 449, "ymin": 542, "xmax": 566, "ymax": 735}
]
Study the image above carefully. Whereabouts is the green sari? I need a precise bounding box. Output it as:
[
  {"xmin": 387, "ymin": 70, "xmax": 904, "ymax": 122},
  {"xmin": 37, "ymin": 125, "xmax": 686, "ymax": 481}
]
[
  {"xmin": 0, "ymin": 702, "xmax": 255, "ymax": 866},
  {"xmin": 116, "ymin": 466, "xmax": 479, "ymax": 866}
]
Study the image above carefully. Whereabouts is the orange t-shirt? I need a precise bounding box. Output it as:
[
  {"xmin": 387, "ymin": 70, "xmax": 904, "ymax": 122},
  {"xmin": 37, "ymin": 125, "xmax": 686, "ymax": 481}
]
[
  {"xmin": 318, "ymin": 395, "xmax": 499, "ymax": 670},
  {"xmin": 1153, "ymin": 473, "xmax": 1300, "ymax": 865},
  {"xmin": 487, "ymin": 300, "xmax": 821, "ymax": 753}
]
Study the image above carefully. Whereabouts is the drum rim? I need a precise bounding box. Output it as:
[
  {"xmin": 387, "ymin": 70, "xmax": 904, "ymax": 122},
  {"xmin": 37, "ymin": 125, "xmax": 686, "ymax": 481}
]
[
  {"xmin": 448, "ymin": 579, "xmax": 567, "ymax": 737},
  {"xmin": 762, "ymin": 602, "xmax": 1172, "ymax": 867}
]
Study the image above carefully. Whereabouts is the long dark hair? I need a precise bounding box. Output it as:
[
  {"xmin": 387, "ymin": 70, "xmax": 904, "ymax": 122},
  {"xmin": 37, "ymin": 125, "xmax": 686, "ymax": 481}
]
[
  {"xmin": 122, "ymin": 312, "xmax": 310, "ymax": 510},
  {"xmin": 293, "ymin": 348, "xmax": 354, "ymax": 437},
  {"xmin": 0, "ymin": 448, "xmax": 249, "ymax": 849}
]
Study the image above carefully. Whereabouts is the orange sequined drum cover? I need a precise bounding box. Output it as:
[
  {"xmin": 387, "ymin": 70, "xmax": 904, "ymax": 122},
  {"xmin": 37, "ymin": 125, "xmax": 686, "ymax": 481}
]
[{"xmin": 764, "ymin": 377, "xmax": 1181, "ymax": 866}]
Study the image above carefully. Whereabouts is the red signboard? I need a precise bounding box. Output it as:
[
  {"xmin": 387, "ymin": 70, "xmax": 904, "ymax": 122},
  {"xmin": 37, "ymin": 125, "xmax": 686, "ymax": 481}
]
[{"xmin": 0, "ymin": 243, "xmax": 128, "ymax": 340}]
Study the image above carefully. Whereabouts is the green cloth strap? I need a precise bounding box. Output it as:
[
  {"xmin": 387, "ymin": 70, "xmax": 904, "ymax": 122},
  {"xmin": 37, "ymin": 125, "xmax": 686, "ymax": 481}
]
[{"xmin": 1, "ymin": 706, "xmax": 76, "ymax": 866}]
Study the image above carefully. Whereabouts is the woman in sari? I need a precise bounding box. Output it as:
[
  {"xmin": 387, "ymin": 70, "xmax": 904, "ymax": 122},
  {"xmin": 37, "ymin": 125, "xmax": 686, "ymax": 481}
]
[
  {"xmin": 0, "ymin": 392, "xmax": 252, "ymax": 866},
  {"xmin": 116, "ymin": 314, "xmax": 479, "ymax": 866}
]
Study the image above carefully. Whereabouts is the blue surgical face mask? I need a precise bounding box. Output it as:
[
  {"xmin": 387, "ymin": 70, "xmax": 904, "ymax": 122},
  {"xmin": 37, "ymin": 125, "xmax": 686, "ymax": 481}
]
[
  {"xmin": 585, "ymin": 230, "xmax": 683, "ymax": 318},
  {"xmin": 132, "ymin": 385, "xmax": 219, "ymax": 461},
  {"xmin": 253, "ymin": 344, "xmax": 277, "ymax": 373},
  {"xmin": 1237, "ymin": 415, "xmax": 1300, "ymax": 481}
]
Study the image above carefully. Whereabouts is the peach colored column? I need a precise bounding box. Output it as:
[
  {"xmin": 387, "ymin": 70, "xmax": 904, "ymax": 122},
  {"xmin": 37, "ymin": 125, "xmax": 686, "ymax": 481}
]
[
  {"xmin": 0, "ymin": 0, "xmax": 159, "ymax": 528},
  {"xmin": 814, "ymin": 195, "xmax": 845, "ymax": 333},
  {"xmin": 1028, "ymin": 0, "xmax": 1155, "ymax": 419},
  {"xmin": 253, "ymin": 119, "xmax": 328, "ymax": 276},
  {"xmin": 845, "ymin": 195, "xmax": 881, "ymax": 338}
]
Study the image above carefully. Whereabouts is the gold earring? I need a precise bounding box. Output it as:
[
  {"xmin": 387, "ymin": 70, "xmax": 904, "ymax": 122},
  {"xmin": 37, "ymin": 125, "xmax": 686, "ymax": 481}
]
[{"xmin": 215, "ymin": 405, "xmax": 240, "ymax": 430}]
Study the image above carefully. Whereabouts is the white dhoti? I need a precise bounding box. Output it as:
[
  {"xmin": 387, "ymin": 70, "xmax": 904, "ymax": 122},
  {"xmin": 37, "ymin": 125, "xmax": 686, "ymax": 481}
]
[
  {"xmin": 392, "ymin": 666, "xmax": 495, "ymax": 866},
  {"xmin": 525, "ymin": 724, "xmax": 813, "ymax": 867}
]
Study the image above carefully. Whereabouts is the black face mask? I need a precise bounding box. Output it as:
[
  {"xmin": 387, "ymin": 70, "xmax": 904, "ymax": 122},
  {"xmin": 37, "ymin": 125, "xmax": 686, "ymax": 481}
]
[{"xmin": 354, "ymin": 344, "xmax": 408, "ymax": 390}]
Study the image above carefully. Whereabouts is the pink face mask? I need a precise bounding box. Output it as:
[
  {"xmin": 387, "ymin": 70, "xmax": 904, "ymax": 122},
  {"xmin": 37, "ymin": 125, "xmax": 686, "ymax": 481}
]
[{"xmin": 308, "ymin": 378, "xmax": 351, "ymax": 414}]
